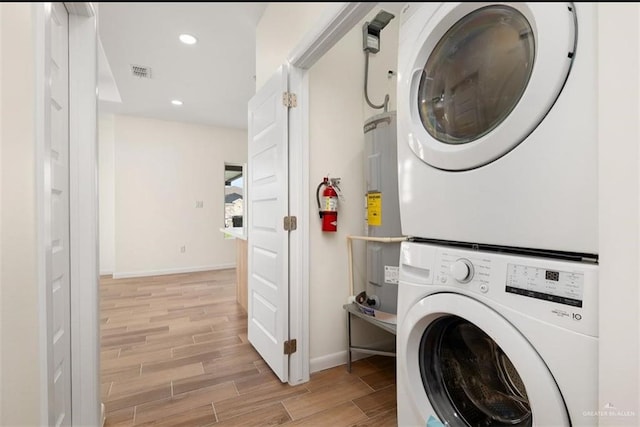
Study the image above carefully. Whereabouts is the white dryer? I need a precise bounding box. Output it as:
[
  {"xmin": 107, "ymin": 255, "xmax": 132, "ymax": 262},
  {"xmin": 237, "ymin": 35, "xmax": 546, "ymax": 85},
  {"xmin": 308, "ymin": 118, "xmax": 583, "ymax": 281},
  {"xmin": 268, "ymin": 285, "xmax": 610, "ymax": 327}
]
[
  {"xmin": 397, "ymin": 3, "xmax": 598, "ymax": 255},
  {"xmin": 396, "ymin": 241, "xmax": 598, "ymax": 426}
]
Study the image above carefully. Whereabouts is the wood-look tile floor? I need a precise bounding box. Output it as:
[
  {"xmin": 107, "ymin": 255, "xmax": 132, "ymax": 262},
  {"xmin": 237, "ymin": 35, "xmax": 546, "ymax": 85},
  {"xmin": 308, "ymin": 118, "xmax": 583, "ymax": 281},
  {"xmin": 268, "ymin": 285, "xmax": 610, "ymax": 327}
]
[{"xmin": 101, "ymin": 269, "xmax": 398, "ymax": 426}]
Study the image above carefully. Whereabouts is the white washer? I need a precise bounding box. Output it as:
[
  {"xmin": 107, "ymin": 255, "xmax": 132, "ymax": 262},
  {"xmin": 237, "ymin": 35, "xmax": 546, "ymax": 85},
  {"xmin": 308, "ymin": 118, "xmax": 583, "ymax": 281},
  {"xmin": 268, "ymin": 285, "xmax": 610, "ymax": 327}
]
[
  {"xmin": 396, "ymin": 241, "xmax": 598, "ymax": 427},
  {"xmin": 397, "ymin": 3, "xmax": 598, "ymax": 255}
]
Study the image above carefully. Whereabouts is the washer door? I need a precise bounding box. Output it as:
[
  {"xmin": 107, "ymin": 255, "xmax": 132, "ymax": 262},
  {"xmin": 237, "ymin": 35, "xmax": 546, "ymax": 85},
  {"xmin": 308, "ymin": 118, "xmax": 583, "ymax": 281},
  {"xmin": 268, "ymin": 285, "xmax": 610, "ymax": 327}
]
[
  {"xmin": 399, "ymin": 3, "xmax": 575, "ymax": 171},
  {"xmin": 399, "ymin": 293, "xmax": 569, "ymax": 426}
]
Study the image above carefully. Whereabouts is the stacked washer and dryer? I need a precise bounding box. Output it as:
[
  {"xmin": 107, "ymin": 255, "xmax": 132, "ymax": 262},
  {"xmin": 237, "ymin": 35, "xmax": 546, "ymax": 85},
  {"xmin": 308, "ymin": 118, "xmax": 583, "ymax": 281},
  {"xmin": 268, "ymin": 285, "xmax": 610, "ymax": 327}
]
[{"xmin": 395, "ymin": 3, "xmax": 599, "ymax": 426}]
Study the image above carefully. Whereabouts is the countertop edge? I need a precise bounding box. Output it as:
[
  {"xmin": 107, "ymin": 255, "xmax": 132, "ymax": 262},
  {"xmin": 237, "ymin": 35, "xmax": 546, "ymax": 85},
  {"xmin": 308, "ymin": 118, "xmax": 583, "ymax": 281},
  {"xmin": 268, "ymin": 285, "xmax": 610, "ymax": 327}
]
[{"xmin": 219, "ymin": 227, "xmax": 247, "ymax": 240}]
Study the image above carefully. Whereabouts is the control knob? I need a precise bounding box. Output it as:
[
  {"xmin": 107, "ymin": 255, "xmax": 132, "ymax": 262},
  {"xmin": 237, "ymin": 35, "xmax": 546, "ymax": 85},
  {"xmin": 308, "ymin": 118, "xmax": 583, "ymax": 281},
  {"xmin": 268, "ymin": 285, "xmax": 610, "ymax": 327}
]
[{"xmin": 450, "ymin": 258, "xmax": 474, "ymax": 283}]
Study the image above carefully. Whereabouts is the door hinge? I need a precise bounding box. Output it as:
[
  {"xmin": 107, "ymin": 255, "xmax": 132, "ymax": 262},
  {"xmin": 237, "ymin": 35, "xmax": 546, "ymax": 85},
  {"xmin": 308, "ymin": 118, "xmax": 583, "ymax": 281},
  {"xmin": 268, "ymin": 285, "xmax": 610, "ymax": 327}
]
[
  {"xmin": 283, "ymin": 216, "xmax": 297, "ymax": 231},
  {"xmin": 284, "ymin": 339, "xmax": 297, "ymax": 355},
  {"xmin": 282, "ymin": 92, "xmax": 297, "ymax": 108}
]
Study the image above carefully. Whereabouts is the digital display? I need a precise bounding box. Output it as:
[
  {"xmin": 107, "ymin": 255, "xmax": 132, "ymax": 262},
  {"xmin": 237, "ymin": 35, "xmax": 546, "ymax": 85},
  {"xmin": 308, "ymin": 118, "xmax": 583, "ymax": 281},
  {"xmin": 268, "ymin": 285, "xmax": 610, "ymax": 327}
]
[
  {"xmin": 506, "ymin": 264, "xmax": 584, "ymax": 308},
  {"xmin": 545, "ymin": 270, "xmax": 560, "ymax": 282}
]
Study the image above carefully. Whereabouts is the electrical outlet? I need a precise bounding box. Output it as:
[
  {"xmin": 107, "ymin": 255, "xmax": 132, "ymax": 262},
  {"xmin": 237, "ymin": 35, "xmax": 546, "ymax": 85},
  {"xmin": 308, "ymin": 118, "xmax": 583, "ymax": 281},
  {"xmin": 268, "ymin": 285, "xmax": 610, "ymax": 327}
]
[
  {"xmin": 180, "ymin": 246, "xmax": 186, "ymax": 253},
  {"xmin": 195, "ymin": 201, "xmax": 204, "ymax": 208}
]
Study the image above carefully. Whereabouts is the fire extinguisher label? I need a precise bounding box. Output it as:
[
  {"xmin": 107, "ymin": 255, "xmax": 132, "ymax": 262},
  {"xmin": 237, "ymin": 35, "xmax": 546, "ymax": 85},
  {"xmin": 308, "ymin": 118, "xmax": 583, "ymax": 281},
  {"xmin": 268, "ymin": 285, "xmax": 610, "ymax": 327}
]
[
  {"xmin": 323, "ymin": 196, "xmax": 338, "ymax": 211},
  {"xmin": 367, "ymin": 192, "xmax": 382, "ymax": 226}
]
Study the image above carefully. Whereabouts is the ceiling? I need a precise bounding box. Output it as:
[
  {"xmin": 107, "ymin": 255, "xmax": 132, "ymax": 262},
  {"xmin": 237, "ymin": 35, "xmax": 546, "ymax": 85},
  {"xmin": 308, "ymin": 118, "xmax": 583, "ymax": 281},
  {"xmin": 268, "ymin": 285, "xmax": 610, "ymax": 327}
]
[{"xmin": 97, "ymin": 2, "xmax": 267, "ymax": 130}]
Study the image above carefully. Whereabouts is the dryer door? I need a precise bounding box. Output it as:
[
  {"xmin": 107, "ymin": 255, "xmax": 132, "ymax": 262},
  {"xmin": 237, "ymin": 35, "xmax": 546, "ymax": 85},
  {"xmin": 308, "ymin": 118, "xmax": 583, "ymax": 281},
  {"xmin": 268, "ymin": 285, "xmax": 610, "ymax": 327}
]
[
  {"xmin": 398, "ymin": 3, "xmax": 576, "ymax": 171},
  {"xmin": 399, "ymin": 293, "xmax": 569, "ymax": 426}
]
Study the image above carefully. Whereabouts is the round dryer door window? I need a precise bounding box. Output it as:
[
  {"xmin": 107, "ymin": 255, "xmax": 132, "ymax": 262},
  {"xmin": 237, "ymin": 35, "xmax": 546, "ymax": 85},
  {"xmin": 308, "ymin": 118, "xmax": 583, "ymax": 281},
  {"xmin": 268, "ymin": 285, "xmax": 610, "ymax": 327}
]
[
  {"xmin": 400, "ymin": 3, "xmax": 576, "ymax": 170},
  {"xmin": 418, "ymin": 6, "xmax": 534, "ymax": 145}
]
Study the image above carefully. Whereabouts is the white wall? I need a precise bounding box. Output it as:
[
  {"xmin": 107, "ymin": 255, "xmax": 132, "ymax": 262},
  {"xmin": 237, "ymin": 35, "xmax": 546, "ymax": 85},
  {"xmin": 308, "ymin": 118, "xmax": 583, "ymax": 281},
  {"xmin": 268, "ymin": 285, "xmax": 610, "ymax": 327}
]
[
  {"xmin": 255, "ymin": 3, "xmax": 330, "ymax": 89},
  {"xmin": 0, "ymin": 3, "xmax": 42, "ymax": 425},
  {"xmin": 99, "ymin": 114, "xmax": 115, "ymax": 274},
  {"xmin": 108, "ymin": 115, "xmax": 247, "ymax": 278},
  {"xmin": 307, "ymin": 21, "xmax": 368, "ymax": 366},
  {"xmin": 598, "ymin": 3, "xmax": 640, "ymax": 424}
]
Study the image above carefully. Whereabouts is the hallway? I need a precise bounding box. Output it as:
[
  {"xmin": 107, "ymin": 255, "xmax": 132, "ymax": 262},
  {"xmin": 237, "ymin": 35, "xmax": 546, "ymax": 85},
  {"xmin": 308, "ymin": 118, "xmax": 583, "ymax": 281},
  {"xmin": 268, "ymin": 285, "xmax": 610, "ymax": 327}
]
[{"xmin": 100, "ymin": 269, "xmax": 397, "ymax": 426}]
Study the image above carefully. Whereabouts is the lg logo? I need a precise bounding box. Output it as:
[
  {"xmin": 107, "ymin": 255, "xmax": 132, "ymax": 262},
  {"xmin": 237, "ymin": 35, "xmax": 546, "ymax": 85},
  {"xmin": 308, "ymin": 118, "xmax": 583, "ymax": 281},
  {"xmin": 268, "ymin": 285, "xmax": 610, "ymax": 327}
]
[{"xmin": 552, "ymin": 309, "xmax": 583, "ymax": 321}]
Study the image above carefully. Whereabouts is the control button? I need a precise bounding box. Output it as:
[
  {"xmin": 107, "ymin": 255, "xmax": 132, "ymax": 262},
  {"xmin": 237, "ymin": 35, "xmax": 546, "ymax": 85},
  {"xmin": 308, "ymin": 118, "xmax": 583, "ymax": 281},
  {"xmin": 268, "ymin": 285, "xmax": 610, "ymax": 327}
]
[
  {"xmin": 450, "ymin": 259, "xmax": 474, "ymax": 283},
  {"xmin": 480, "ymin": 284, "xmax": 489, "ymax": 293},
  {"xmin": 440, "ymin": 276, "xmax": 447, "ymax": 284}
]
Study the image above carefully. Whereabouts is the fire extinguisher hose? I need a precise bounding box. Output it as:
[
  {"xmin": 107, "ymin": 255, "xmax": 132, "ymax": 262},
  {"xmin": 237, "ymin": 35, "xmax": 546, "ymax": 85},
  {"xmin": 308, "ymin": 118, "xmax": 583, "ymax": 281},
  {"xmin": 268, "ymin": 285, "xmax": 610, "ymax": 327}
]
[{"xmin": 316, "ymin": 181, "xmax": 325, "ymax": 218}]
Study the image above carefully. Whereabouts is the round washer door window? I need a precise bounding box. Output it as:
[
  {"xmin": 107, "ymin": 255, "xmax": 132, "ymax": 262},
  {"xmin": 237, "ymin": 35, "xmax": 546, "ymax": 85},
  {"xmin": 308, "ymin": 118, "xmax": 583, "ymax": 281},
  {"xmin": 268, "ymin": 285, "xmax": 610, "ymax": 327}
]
[
  {"xmin": 397, "ymin": 293, "xmax": 570, "ymax": 426},
  {"xmin": 401, "ymin": 3, "xmax": 576, "ymax": 171},
  {"xmin": 420, "ymin": 315, "xmax": 531, "ymax": 426}
]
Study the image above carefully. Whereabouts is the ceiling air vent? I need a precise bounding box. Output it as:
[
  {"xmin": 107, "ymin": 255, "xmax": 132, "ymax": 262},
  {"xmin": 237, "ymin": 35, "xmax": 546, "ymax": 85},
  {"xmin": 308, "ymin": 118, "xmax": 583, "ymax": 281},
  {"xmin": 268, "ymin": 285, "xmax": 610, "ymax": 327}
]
[{"xmin": 131, "ymin": 64, "xmax": 152, "ymax": 79}]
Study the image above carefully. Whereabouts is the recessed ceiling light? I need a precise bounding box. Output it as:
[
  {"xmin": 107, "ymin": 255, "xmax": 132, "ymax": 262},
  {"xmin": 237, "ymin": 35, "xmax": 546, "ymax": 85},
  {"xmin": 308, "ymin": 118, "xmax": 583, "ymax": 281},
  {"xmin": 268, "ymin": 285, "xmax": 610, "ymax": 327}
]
[
  {"xmin": 171, "ymin": 99, "xmax": 183, "ymax": 106},
  {"xmin": 179, "ymin": 33, "xmax": 198, "ymax": 45}
]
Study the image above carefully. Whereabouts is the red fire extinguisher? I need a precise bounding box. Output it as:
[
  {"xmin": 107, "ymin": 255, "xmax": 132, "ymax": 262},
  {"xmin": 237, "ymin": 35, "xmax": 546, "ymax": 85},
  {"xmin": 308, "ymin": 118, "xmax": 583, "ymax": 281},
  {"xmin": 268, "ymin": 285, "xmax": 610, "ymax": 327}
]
[{"xmin": 316, "ymin": 177, "xmax": 341, "ymax": 232}]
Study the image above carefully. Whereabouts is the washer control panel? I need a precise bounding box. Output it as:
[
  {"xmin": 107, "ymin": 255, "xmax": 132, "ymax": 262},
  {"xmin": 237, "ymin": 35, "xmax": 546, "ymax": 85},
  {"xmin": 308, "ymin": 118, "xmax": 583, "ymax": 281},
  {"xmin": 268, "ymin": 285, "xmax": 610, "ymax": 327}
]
[
  {"xmin": 506, "ymin": 264, "xmax": 584, "ymax": 307},
  {"xmin": 436, "ymin": 256, "xmax": 586, "ymax": 307},
  {"xmin": 435, "ymin": 250, "xmax": 492, "ymax": 290},
  {"xmin": 399, "ymin": 241, "xmax": 598, "ymax": 336}
]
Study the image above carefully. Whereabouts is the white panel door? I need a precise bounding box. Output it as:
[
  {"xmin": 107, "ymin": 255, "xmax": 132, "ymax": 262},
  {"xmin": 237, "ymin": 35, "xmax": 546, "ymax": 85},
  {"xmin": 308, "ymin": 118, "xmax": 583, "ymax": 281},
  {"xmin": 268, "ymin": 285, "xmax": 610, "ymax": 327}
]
[
  {"xmin": 49, "ymin": 3, "xmax": 72, "ymax": 425},
  {"xmin": 247, "ymin": 65, "xmax": 289, "ymax": 382}
]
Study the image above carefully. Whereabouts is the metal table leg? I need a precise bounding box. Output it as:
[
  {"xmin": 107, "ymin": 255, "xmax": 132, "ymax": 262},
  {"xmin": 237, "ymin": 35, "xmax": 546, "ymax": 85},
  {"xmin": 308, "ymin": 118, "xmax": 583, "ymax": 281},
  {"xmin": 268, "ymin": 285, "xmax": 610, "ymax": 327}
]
[
  {"xmin": 347, "ymin": 311, "xmax": 352, "ymax": 372},
  {"xmin": 343, "ymin": 303, "xmax": 396, "ymax": 373}
]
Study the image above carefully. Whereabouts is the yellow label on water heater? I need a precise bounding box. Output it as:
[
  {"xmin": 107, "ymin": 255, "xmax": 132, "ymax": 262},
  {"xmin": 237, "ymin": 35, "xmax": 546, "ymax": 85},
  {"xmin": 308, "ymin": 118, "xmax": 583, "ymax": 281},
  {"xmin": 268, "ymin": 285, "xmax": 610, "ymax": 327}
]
[{"xmin": 367, "ymin": 192, "xmax": 382, "ymax": 226}]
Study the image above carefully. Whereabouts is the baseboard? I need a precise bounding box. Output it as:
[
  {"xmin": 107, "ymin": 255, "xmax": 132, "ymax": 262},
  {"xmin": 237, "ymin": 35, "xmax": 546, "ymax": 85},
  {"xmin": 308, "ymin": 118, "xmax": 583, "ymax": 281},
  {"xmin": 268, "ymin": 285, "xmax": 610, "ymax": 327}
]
[
  {"xmin": 112, "ymin": 263, "xmax": 236, "ymax": 279},
  {"xmin": 309, "ymin": 351, "xmax": 375, "ymax": 373},
  {"xmin": 99, "ymin": 270, "xmax": 113, "ymax": 277},
  {"xmin": 310, "ymin": 351, "xmax": 347, "ymax": 373},
  {"xmin": 310, "ymin": 337, "xmax": 396, "ymax": 374}
]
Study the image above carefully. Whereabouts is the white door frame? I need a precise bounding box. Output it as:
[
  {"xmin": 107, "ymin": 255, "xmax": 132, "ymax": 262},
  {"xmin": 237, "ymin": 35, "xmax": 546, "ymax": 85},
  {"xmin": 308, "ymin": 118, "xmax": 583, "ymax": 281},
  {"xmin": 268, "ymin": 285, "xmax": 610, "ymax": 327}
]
[
  {"xmin": 285, "ymin": 2, "xmax": 376, "ymax": 384},
  {"xmin": 35, "ymin": 2, "xmax": 100, "ymax": 425},
  {"xmin": 67, "ymin": 3, "xmax": 100, "ymax": 425}
]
